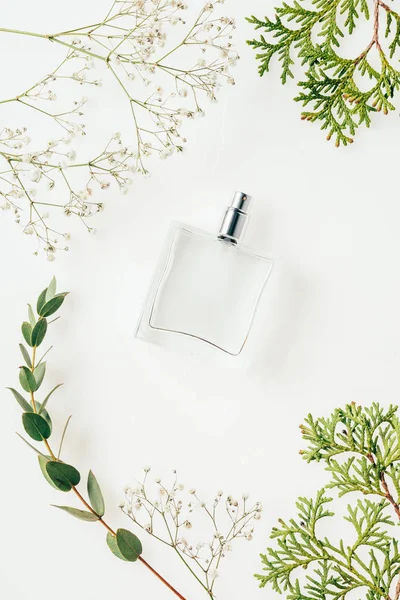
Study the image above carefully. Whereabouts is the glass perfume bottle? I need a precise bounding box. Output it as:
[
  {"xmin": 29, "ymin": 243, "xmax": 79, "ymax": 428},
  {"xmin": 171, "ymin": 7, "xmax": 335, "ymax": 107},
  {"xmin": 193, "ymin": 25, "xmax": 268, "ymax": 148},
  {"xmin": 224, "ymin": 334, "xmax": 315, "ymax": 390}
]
[{"xmin": 135, "ymin": 192, "xmax": 273, "ymax": 356}]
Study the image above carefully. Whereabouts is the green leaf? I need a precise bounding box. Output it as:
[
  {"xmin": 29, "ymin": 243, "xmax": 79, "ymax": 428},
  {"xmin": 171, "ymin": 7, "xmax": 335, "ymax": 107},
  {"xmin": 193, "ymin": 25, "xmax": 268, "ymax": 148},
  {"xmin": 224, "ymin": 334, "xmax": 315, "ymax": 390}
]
[
  {"xmin": 31, "ymin": 318, "xmax": 47, "ymax": 347},
  {"xmin": 39, "ymin": 383, "xmax": 63, "ymax": 415},
  {"xmin": 38, "ymin": 455, "xmax": 59, "ymax": 489},
  {"xmin": 39, "ymin": 293, "xmax": 68, "ymax": 318},
  {"xmin": 7, "ymin": 387, "xmax": 32, "ymax": 412},
  {"xmin": 21, "ymin": 322, "xmax": 33, "ymax": 347},
  {"xmin": 19, "ymin": 366, "xmax": 37, "ymax": 393},
  {"xmin": 28, "ymin": 304, "xmax": 36, "ymax": 328},
  {"xmin": 34, "ymin": 362, "xmax": 46, "ymax": 390},
  {"xmin": 22, "ymin": 412, "xmax": 51, "ymax": 441},
  {"xmin": 115, "ymin": 529, "xmax": 142, "ymax": 562},
  {"xmin": 52, "ymin": 505, "xmax": 99, "ymax": 522},
  {"xmin": 35, "ymin": 401, "xmax": 52, "ymax": 433},
  {"xmin": 8, "ymin": 386, "xmax": 51, "ymax": 430},
  {"xmin": 36, "ymin": 288, "xmax": 48, "ymax": 314},
  {"xmin": 87, "ymin": 470, "xmax": 105, "ymax": 517},
  {"xmin": 57, "ymin": 415, "xmax": 72, "ymax": 460},
  {"xmin": 17, "ymin": 433, "xmax": 48, "ymax": 458},
  {"xmin": 46, "ymin": 461, "xmax": 81, "ymax": 492},
  {"xmin": 107, "ymin": 532, "xmax": 128, "ymax": 561},
  {"xmin": 246, "ymin": 1, "xmax": 400, "ymax": 146},
  {"xmin": 19, "ymin": 343, "xmax": 32, "ymax": 368},
  {"xmin": 46, "ymin": 277, "xmax": 57, "ymax": 302}
]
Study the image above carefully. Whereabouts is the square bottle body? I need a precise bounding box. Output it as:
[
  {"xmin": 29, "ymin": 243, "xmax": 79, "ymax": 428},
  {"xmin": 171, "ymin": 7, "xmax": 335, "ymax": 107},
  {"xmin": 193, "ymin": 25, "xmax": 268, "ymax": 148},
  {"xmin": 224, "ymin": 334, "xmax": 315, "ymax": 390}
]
[{"xmin": 135, "ymin": 223, "xmax": 273, "ymax": 356}]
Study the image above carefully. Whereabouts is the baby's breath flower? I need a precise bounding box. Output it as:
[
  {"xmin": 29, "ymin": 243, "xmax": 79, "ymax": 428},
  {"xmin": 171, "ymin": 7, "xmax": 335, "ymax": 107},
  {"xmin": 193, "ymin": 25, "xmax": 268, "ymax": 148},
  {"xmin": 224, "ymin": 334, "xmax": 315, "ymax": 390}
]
[
  {"xmin": 121, "ymin": 470, "xmax": 261, "ymax": 597},
  {"xmin": 210, "ymin": 569, "xmax": 219, "ymax": 580},
  {"xmin": 0, "ymin": 0, "xmax": 237, "ymax": 257}
]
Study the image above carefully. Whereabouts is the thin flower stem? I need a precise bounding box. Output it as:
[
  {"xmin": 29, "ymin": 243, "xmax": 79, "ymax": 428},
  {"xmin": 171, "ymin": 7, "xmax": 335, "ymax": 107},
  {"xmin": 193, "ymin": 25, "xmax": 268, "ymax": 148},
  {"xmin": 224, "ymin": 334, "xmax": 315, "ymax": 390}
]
[
  {"xmin": 49, "ymin": 36, "xmax": 106, "ymax": 61},
  {"xmin": 161, "ymin": 512, "xmax": 212, "ymax": 596},
  {"xmin": 52, "ymin": 22, "xmax": 105, "ymax": 36},
  {"xmin": 171, "ymin": 545, "xmax": 213, "ymax": 598},
  {"xmin": 0, "ymin": 27, "xmax": 49, "ymax": 39}
]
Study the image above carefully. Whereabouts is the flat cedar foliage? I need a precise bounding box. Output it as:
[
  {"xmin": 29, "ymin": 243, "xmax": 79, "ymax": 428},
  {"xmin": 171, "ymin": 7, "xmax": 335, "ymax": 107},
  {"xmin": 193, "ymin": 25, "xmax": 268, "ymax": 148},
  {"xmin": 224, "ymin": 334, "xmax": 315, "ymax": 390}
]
[
  {"xmin": 257, "ymin": 403, "xmax": 400, "ymax": 599},
  {"xmin": 248, "ymin": 0, "xmax": 400, "ymax": 146}
]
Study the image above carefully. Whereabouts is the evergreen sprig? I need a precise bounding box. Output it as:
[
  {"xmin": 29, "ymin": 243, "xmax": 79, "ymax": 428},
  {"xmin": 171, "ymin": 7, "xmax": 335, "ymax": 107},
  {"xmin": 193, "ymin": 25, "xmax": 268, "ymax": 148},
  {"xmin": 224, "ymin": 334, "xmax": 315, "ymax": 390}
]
[
  {"xmin": 247, "ymin": 0, "xmax": 400, "ymax": 145},
  {"xmin": 9, "ymin": 279, "xmax": 187, "ymax": 600},
  {"xmin": 256, "ymin": 403, "xmax": 400, "ymax": 599}
]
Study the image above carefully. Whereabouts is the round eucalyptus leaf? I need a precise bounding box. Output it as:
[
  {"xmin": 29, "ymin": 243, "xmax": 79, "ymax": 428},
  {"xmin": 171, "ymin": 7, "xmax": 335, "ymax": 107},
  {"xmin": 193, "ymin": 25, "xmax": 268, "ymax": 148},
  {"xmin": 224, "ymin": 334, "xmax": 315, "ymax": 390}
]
[
  {"xmin": 21, "ymin": 322, "xmax": 33, "ymax": 347},
  {"xmin": 46, "ymin": 277, "xmax": 57, "ymax": 302},
  {"xmin": 19, "ymin": 366, "xmax": 37, "ymax": 393},
  {"xmin": 45, "ymin": 461, "xmax": 81, "ymax": 492},
  {"xmin": 28, "ymin": 304, "xmax": 36, "ymax": 328},
  {"xmin": 107, "ymin": 532, "xmax": 128, "ymax": 561},
  {"xmin": 38, "ymin": 456, "xmax": 59, "ymax": 489},
  {"xmin": 19, "ymin": 344, "xmax": 32, "ymax": 368},
  {"xmin": 87, "ymin": 470, "xmax": 105, "ymax": 517},
  {"xmin": 31, "ymin": 318, "xmax": 47, "ymax": 347},
  {"xmin": 39, "ymin": 384, "xmax": 63, "ymax": 415},
  {"xmin": 17, "ymin": 434, "xmax": 47, "ymax": 458},
  {"xmin": 52, "ymin": 505, "xmax": 99, "ymax": 522},
  {"xmin": 36, "ymin": 288, "xmax": 48, "ymax": 314},
  {"xmin": 115, "ymin": 529, "xmax": 143, "ymax": 562},
  {"xmin": 7, "ymin": 387, "xmax": 32, "ymax": 412},
  {"xmin": 22, "ymin": 412, "xmax": 51, "ymax": 441},
  {"xmin": 35, "ymin": 401, "xmax": 52, "ymax": 433},
  {"xmin": 33, "ymin": 362, "xmax": 46, "ymax": 391},
  {"xmin": 39, "ymin": 294, "xmax": 68, "ymax": 318}
]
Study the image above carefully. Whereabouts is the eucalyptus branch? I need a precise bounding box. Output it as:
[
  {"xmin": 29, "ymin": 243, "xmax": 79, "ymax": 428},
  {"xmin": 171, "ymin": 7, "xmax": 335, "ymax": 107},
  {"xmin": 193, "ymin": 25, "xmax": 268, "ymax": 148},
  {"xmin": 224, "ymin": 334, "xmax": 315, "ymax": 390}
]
[
  {"xmin": 120, "ymin": 470, "xmax": 262, "ymax": 598},
  {"xmin": 0, "ymin": 0, "xmax": 238, "ymax": 257},
  {"xmin": 257, "ymin": 403, "xmax": 400, "ymax": 599},
  {"xmin": 9, "ymin": 278, "xmax": 187, "ymax": 600},
  {"xmin": 247, "ymin": 0, "xmax": 400, "ymax": 146}
]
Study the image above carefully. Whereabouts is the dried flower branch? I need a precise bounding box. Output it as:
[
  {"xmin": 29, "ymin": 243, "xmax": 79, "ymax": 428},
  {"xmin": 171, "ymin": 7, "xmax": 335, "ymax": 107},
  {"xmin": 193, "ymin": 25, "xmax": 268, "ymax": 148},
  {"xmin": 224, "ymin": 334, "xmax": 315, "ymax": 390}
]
[
  {"xmin": 256, "ymin": 402, "xmax": 400, "ymax": 599},
  {"xmin": 9, "ymin": 277, "xmax": 188, "ymax": 600},
  {"xmin": 121, "ymin": 470, "xmax": 262, "ymax": 598},
  {"xmin": 247, "ymin": 0, "xmax": 400, "ymax": 146},
  {"xmin": 0, "ymin": 0, "xmax": 238, "ymax": 257}
]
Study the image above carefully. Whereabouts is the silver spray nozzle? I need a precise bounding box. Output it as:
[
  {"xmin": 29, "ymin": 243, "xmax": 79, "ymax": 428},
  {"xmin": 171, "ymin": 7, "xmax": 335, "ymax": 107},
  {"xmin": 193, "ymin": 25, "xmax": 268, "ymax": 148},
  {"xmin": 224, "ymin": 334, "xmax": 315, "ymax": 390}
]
[{"xmin": 218, "ymin": 191, "xmax": 252, "ymax": 243}]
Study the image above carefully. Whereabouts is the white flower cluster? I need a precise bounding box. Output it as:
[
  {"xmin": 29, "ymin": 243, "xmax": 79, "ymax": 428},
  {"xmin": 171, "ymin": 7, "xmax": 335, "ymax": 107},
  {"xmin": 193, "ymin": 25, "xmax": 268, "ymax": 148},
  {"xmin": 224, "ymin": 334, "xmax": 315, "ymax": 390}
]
[
  {"xmin": 0, "ymin": 0, "xmax": 238, "ymax": 258},
  {"xmin": 120, "ymin": 468, "xmax": 261, "ymax": 597},
  {"xmin": 0, "ymin": 130, "xmax": 133, "ymax": 259}
]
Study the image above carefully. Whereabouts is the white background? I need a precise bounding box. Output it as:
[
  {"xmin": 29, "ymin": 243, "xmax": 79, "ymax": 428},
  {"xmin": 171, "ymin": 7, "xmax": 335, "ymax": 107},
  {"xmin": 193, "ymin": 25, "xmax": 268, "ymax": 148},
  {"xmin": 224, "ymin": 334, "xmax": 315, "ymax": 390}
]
[{"xmin": 1, "ymin": 1, "xmax": 400, "ymax": 599}]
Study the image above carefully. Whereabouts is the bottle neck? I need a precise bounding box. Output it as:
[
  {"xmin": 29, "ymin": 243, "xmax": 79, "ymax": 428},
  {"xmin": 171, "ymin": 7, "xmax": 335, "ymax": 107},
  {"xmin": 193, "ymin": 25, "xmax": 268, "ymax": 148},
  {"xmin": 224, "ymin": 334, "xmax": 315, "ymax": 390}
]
[{"xmin": 218, "ymin": 206, "xmax": 249, "ymax": 244}]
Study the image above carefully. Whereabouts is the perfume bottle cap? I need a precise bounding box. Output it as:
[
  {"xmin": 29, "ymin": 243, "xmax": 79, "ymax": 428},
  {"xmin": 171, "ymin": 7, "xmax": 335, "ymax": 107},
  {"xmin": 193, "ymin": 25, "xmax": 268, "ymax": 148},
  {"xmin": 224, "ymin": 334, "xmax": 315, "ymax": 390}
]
[
  {"xmin": 231, "ymin": 191, "xmax": 252, "ymax": 213},
  {"xmin": 218, "ymin": 191, "xmax": 252, "ymax": 243}
]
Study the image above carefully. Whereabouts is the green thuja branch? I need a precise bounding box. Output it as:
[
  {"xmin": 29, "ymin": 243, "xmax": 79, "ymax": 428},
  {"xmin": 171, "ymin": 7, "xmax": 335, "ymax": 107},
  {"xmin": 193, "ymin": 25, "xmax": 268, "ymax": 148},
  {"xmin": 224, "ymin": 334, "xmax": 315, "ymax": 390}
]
[
  {"xmin": 9, "ymin": 278, "xmax": 186, "ymax": 600},
  {"xmin": 247, "ymin": 0, "xmax": 400, "ymax": 145},
  {"xmin": 256, "ymin": 402, "xmax": 400, "ymax": 599}
]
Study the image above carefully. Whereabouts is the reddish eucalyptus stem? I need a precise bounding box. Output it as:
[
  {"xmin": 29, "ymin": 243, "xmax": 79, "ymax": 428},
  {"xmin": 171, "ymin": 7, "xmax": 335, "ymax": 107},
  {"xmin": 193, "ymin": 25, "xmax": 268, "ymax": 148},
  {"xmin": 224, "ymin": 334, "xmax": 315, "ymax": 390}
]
[
  {"xmin": 138, "ymin": 557, "xmax": 187, "ymax": 600},
  {"xmin": 29, "ymin": 344, "xmax": 188, "ymax": 600}
]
